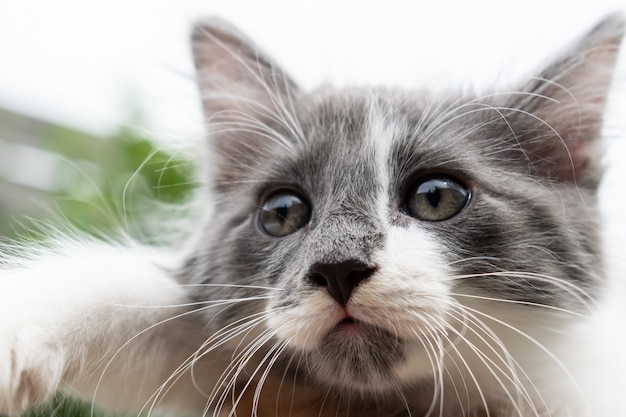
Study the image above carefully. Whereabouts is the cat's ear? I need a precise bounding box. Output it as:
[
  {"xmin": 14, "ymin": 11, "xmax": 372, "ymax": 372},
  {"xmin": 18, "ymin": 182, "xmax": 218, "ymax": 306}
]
[
  {"xmin": 191, "ymin": 19, "xmax": 300, "ymax": 189},
  {"xmin": 507, "ymin": 13, "xmax": 624, "ymax": 188}
]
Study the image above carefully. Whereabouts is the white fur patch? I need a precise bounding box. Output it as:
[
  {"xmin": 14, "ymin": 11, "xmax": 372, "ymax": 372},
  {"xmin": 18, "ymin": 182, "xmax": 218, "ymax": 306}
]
[
  {"xmin": 0, "ymin": 240, "xmax": 202, "ymax": 415},
  {"xmin": 355, "ymin": 226, "xmax": 454, "ymax": 381},
  {"xmin": 365, "ymin": 99, "xmax": 394, "ymax": 193},
  {"xmin": 365, "ymin": 96, "xmax": 403, "ymax": 220}
]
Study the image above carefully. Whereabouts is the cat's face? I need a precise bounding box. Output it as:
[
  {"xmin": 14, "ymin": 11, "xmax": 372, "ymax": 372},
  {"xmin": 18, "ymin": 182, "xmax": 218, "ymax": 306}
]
[{"xmin": 186, "ymin": 16, "xmax": 623, "ymax": 393}]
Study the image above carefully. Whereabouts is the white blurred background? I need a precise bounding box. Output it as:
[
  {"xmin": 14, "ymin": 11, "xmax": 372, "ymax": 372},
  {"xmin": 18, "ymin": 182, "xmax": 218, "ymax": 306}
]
[
  {"xmin": 1, "ymin": 0, "xmax": 624, "ymax": 137},
  {"xmin": 0, "ymin": 0, "xmax": 624, "ymax": 282}
]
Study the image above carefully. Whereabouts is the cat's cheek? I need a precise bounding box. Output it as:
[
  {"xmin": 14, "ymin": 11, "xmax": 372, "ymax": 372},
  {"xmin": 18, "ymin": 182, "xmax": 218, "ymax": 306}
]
[{"xmin": 265, "ymin": 293, "xmax": 343, "ymax": 350}]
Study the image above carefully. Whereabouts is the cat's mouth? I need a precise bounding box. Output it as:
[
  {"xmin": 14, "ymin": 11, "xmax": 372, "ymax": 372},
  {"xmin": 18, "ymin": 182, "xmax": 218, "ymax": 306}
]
[
  {"xmin": 332, "ymin": 317, "xmax": 366, "ymax": 335},
  {"xmin": 331, "ymin": 316, "xmax": 395, "ymax": 340},
  {"xmin": 337, "ymin": 316, "xmax": 358, "ymax": 327}
]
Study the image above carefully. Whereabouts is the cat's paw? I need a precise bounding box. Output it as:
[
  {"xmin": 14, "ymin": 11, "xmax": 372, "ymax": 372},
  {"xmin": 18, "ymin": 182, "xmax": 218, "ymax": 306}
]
[{"xmin": 0, "ymin": 327, "xmax": 64, "ymax": 416}]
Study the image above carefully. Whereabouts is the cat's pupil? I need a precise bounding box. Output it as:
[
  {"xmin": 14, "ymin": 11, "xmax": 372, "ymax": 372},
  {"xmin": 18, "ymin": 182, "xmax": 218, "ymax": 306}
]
[
  {"xmin": 275, "ymin": 205, "xmax": 288, "ymax": 221},
  {"xmin": 425, "ymin": 185, "xmax": 441, "ymax": 208},
  {"xmin": 405, "ymin": 177, "xmax": 470, "ymax": 221},
  {"xmin": 258, "ymin": 191, "xmax": 311, "ymax": 237}
]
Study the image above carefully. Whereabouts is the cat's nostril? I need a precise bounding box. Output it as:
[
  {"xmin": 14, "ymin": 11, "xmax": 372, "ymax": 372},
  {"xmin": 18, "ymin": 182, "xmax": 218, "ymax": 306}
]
[
  {"xmin": 309, "ymin": 273, "xmax": 328, "ymax": 287},
  {"xmin": 347, "ymin": 268, "xmax": 374, "ymax": 286},
  {"xmin": 307, "ymin": 260, "xmax": 377, "ymax": 306}
]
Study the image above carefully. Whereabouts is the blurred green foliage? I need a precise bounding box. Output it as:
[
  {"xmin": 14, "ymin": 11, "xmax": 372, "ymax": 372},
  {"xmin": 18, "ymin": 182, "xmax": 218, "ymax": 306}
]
[
  {"xmin": 50, "ymin": 125, "xmax": 196, "ymax": 239},
  {"xmin": 22, "ymin": 396, "xmax": 111, "ymax": 417},
  {"xmin": 5, "ymin": 120, "xmax": 197, "ymax": 241}
]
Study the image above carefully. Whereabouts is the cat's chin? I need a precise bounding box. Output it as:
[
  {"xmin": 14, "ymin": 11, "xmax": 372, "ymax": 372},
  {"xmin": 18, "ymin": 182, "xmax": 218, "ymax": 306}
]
[{"xmin": 305, "ymin": 319, "xmax": 409, "ymax": 392}]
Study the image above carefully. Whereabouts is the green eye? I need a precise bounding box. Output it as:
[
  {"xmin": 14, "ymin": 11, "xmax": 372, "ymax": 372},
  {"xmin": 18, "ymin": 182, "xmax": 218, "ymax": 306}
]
[
  {"xmin": 405, "ymin": 177, "xmax": 470, "ymax": 221},
  {"xmin": 258, "ymin": 190, "xmax": 311, "ymax": 237}
]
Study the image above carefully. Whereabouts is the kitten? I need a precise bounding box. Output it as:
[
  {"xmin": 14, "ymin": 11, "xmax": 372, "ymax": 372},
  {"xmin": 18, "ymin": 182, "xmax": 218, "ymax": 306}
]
[{"xmin": 0, "ymin": 13, "xmax": 625, "ymax": 417}]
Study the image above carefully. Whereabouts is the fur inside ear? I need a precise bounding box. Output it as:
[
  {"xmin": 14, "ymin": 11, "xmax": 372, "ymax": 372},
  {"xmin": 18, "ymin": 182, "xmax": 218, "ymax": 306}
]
[
  {"xmin": 505, "ymin": 13, "xmax": 624, "ymax": 188},
  {"xmin": 191, "ymin": 19, "xmax": 300, "ymax": 190}
]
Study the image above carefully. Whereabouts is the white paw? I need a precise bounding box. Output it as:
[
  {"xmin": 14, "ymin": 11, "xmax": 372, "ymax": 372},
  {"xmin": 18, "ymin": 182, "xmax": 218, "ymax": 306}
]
[{"xmin": 0, "ymin": 327, "xmax": 64, "ymax": 416}]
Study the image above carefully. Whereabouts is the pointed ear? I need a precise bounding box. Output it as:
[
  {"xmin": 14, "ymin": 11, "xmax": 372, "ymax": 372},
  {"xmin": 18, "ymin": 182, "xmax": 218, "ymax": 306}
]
[
  {"xmin": 191, "ymin": 18, "xmax": 300, "ymax": 189},
  {"xmin": 506, "ymin": 13, "xmax": 624, "ymax": 188}
]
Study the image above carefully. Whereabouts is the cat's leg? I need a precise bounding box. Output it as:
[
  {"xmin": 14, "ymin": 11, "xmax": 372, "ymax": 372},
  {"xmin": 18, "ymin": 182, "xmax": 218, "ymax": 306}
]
[{"xmin": 0, "ymin": 241, "xmax": 208, "ymax": 416}]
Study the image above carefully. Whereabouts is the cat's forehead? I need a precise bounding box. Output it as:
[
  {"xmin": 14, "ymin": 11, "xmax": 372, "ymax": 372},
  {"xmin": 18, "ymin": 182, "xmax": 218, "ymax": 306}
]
[
  {"xmin": 299, "ymin": 88, "xmax": 480, "ymax": 153},
  {"xmin": 292, "ymin": 89, "xmax": 483, "ymax": 176},
  {"xmin": 289, "ymin": 88, "xmax": 528, "ymax": 190}
]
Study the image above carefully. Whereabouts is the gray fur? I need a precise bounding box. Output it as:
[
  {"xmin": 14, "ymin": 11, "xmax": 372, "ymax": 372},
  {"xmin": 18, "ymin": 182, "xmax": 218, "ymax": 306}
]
[{"xmin": 183, "ymin": 13, "xmax": 624, "ymax": 415}]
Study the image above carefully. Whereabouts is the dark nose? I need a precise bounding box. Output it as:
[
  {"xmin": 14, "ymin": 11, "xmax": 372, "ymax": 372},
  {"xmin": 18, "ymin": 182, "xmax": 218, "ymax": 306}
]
[{"xmin": 307, "ymin": 260, "xmax": 377, "ymax": 306}]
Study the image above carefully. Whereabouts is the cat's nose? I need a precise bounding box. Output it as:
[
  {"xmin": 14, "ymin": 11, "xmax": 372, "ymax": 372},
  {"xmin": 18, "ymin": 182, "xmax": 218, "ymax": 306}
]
[{"xmin": 307, "ymin": 260, "xmax": 377, "ymax": 306}]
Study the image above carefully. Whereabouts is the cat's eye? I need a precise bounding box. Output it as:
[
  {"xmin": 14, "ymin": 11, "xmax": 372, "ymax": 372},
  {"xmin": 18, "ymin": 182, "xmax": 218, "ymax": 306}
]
[
  {"xmin": 405, "ymin": 177, "xmax": 470, "ymax": 221},
  {"xmin": 258, "ymin": 190, "xmax": 312, "ymax": 237}
]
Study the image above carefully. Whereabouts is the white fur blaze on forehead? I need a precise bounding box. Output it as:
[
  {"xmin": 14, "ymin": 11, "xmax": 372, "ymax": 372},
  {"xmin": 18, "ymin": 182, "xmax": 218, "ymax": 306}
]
[{"xmin": 365, "ymin": 99, "xmax": 399, "ymax": 216}]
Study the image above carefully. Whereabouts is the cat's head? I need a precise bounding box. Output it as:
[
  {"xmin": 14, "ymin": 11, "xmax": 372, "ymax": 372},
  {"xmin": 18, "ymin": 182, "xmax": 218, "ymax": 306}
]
[{"xmin": 187, "ymin": 15, "xmax": 623, "ymax": 394}]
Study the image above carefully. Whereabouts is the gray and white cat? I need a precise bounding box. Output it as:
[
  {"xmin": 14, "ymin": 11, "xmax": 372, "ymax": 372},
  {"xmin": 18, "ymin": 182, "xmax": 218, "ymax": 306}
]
[{"xmin": 0, "ymin": 13, "xmax": 625, "ymax": 417}]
